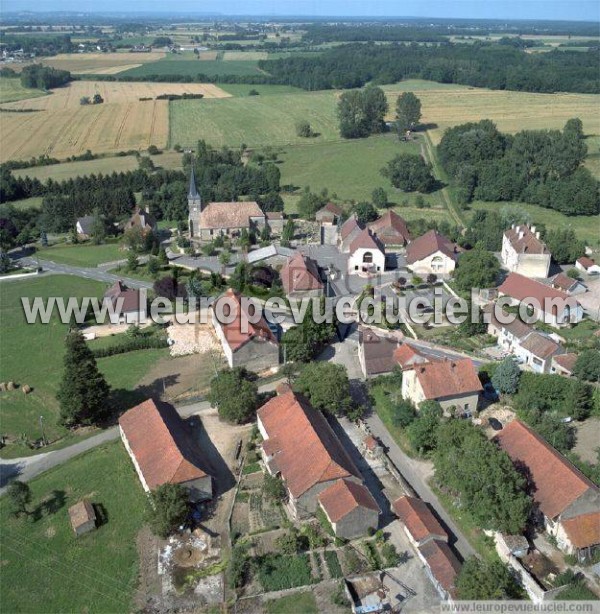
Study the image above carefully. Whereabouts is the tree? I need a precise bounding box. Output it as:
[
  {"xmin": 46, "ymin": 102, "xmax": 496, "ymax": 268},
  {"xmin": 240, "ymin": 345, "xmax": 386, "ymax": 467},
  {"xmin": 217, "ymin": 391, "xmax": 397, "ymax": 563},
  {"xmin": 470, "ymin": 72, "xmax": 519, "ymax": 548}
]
[
  {"xmin": 492, "ymin": 357, "xmax": 521, "ymax": 394},
  {"xmin": 126, "ymin": 251, "xmax": 138, "ymax": 272},
  {"xmin": 57, "ymin": 330, "xmax": 110, "ymax": 427},
  {"xmin": 391, "ymin": 399, "xmax": 416, "ymax": 428},
  {"xmin": 209, "ymin": 368, "xmax": 259, "ymax": 424},
  {"xmin": 454, "ymin": 244, "xmax": 500, "ymax": 291},
  {"xmin": 122, "ymin": 227, "xmax": 145, "ymax": 253},
  {"xmin": 297, "ymin": 187, "xmax": 326, "ymax": 220},
  {"xmin": 406, "ymin": 401, "xmax": 443, "ymax": 454},
  {"xmin": 92, "ymin": 93, "xmax": 104, "ymax": 104},
  {"xmin": 371, "ymin": 187, "xmax": 388, "ymax": 208},
  {"xmin": 294, "ymin": 362, "xmax": 354, "ymax": 416},
  {"xmin": 0, "ymin": 250, "xmax": 11, "ymax": 274},
  {"xmin": 544, "ymin": 228, "xmax": 586, "ymax": 265},
  {"xmin": 146, "ymin": 483, "xmax": 189, "ymax": 538},
  {"xmin": 337, "ymin": 86, "xmax": 387, "ymax": 139},
  {"xmin": 90, "ymin": 208, "xmax": 105, "ymax": 245},
  {"xmin": 457, "ymin": 558, "xmax": 523, "ymax": 599},
  {"xmin": 227, "ymin": 543, "xmax": 250, "ymax": 589},
  {"xmin": 381, "ymin": 153, "xmax": 436, "ymax": 193},
  {"xmin": 281, "ymin": 299, "xmax": 336, "ymax": 362},
  {"xmin": 276, "ymin": 530, "xmax": 301, "ymax": 554},
  {"xmin": 158, "ymin": 246, "xmax": 169, "ymax": 266},
  {"xmin": 395, "ymin": 92, "xmax": 422, "ymax": 133},
  {"xmin": 7, "ymin": 481, "xmax": 31, "ymax": 518},
  {"xmin": 573, "ymin": 350, "xmax": 600, "ymax": 382},
  {"xmin": 263, "ymin": 474, "xmax": 287, "ymax": 502},
  {"xmin": 296, "ymin": 120, "xmax": 313, "ymax": 138},
  {"xmin": 352, "ymin": 201, "xmax": 378, "ymax": 225},
  {"xmin": 281, "ymin": 218, "xmax": 295, "ymax": 246},
  {"xmin": 218, "ymin": 249, "xmax": 231, "ymax": 273},
  {"xmin": 146, "ymin": 256, "xmax": 160, "ymax": 279}
]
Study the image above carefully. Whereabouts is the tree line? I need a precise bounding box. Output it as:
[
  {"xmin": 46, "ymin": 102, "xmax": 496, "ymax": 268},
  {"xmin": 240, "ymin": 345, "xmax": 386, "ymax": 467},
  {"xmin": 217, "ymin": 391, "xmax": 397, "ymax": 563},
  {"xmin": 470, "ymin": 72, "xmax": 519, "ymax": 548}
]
[
  {"xmin": 438, "ymin": 118, "xmax": 599, "ymax": 216},
  {"xmin": 258, "ymin": 42, "xmax": 600, "ymax": 93},
  {"xmin": 20, "ymin": 64, "xmax": 72, "ymax": 90}
]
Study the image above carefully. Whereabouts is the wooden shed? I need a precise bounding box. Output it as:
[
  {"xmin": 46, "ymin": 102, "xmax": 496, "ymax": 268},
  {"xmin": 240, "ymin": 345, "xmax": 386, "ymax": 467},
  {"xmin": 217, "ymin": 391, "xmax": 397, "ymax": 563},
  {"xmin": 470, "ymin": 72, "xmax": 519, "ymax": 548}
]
[{"xmin": 68, "ymin": 500, "xmax": 96, "ymax": 537}]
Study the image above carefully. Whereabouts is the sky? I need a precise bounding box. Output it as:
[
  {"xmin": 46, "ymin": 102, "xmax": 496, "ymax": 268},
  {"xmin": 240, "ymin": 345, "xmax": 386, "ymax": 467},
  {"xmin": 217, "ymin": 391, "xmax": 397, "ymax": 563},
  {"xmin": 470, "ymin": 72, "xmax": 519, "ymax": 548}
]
[{"xmin": 2, "ymin": 0, "xmax": 599, "ymax": 21}]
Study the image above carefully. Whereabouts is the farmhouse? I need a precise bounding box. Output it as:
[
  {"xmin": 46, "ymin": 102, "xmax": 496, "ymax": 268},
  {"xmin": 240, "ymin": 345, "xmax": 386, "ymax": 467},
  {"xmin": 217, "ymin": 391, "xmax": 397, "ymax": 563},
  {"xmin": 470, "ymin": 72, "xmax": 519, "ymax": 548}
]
[
  {"xmin": 401, "ymin": 358, "xmax": 482, "ymax": 416},
  {"xmin": 495, "ymin": 420, "xmax": 600, "ymax": 561},
  {"xmin": 339, "ymin": 215, "xmax": 364, "ymax": 252},
  {"xmin": 497, "ymin": 273, "xmax": 583, "ymax": 327},
  {"xmin": 187, "ymin": 167, "xmax": 266, "ymax": 241},
  {"xmin": 124, "ymin": 207, "xmax": 157, "ymax": 235},
  {"xmin": 75, "ymin": 215, "xmax": 95, "ymax": 239},
  {"xmin": 575, "ymin": 257, "xmax": 600, "ymax": 275},
  {"xmin": 551, "ymin": 353, "xmax": 578, "ymax": 377},
  {"xmin": 393, "ymin": 496, "xmax": 448, "ymax": 547},
  {"xmin": 211, "ymin": 288, "xmax": 279, "ymax": 371},
  {"xmin": 68, "ymin": 500, "xmax": 96, "ymax": 537},
  {"xmin": 103, "ymin": 280, "xmax": 146, "ymax": 323},
  {"xmin": 406, "ymin": 230, "xmax": 459, "ymax": 276},
  {"xmin": 119, "ymin": 399, "xmax": 213, "ymax": 502},
  {"xmin": 358, "ymin": 327, "xmax": 399, "ymax": 379},
  {"xmin": 367, "ymin": 210, "xmax": 411, "ymax": 250},
  {"xmin": 549, "ymin": 273, "xmax": 586, "ymax": 296},
  {"xmin": 318, "ymin": 478, "xmax": 380, "ymax": 539},
  {"xmin": 279, "ymin": 252, "xmax": 324, "ymax": 299},
  {"xmin": 347, "ymin": 228, "xmax": 386, "ymax": 275},
  {"xmin": 501, "ymin": 225, "xmax": 551, "ymax": 278},
  {"xmin": 257, "ymin": 389, "xmax": 364, "ymax": 520}
]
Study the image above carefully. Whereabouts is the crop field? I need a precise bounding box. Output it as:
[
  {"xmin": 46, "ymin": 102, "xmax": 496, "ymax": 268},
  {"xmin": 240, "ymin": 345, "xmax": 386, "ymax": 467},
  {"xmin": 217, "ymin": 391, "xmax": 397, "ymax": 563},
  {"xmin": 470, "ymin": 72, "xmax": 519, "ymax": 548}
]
[
  {"xmin": 223, "ymin": 50, "xmax": 268, "ymax": 61},
  {"xmin": 217, "ymin": 83, "xmax": 303, "ymax": 96},
  {"xmin": 0, "ymin": 442, "xmax": 146, "ymax": 613},
  {"xmin": 119, "ymin": 57, "xmax": 264, "ymax": 78},
  {"xmin": 382, "ymin": 80, "xmax": 600, "ymax": 144},
  {"xmin": 40, "ymin": 51, "xmax": 167, "ymax": 74},
  {"xmin": 0, "ymin": 77, "xmax": 47, "ymax": 103},
  {"xmin": 170, "ymin": 90, "xmax": 339, "ymax": 148}
]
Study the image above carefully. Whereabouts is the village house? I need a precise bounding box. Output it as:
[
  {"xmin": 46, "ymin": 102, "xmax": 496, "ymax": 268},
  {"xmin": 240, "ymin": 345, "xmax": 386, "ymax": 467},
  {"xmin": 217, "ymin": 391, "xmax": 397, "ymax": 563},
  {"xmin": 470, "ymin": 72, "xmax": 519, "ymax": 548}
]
[
  {"xmin": 265, "ymin": 211, "xmax": 285, "ymax": 235},
  {"xmin": 315, "ymin": 202, "xmax": 343, "ymax": 225},
  {"xmin": 357, "ymin": 327, "xmax": 399, "ymax": 379},
  {"xmin": 486, "ymin": 308, "xmax": 533, "ymax": 352},
  {"xmin": 496, "ymin": 420, "xmax": 600, "ymax": 561},
  {"xmin": 257, "ymin": 389, "xmax": 380, "ymax": 528},
  {"xmin": 501, "ymin": 225, "xmax": 551, "ymax": 278},
  {"xmin": 551, "ymin": 353, "xmax": 578, "ymax": 377},
  {"xmin": 68, "ymin": 500, "xmax": 96, "ymax": 537},
  {"xmin": 210, "ymin": 288, "xmax": 279, "ymax": 371},
  {"xmin": 393, "ymin": 343, "xmax": 430, "ymax": 370},
  {"xmin": 279, "ymin": 252, "xmax": 324, "ymax": 299},
  {"xmin": 367, "ymin": 210, "xmax": 411, "ymax": 251},
  {"xmin": 246, "ymin": 245, "xmax": 295, "ymax": 268},
  {"xmin": 75, "ymin": 215, "xmax": 95, "ymax": 240},
  {"xmin": 339, "ymin": 215, "xmax": 364, "ymax": 252},
  {"xmin": 576, "ymin": 257, "xmax": 600, "ymax": 276},
  {"xmin": 103, "ymin": 280, "xmax": 146, "ymax": 324},
  {"xmin": 119, "ymin": 399, "xmax": 213, "ymax": 502},
  {"xmin": 187, "ymin": 167, "xmax": 266, "ymax": 241},
  {"xmin": 406, "ymin": 230, "xmax": 459, "ymax": 276},
  {"xmin": 401, "ymin": 358, "xmax": 482, "ymax": 416},
  {"xmin": 497, "ymin": 272, "xmax": 583, "ymax": 327},
  {"xmin": 393, "ymin": 496, "xmax": 448, "ymax": 548},
  {"xmin": 318, "ymin": 478, "xmax": 380, "ymax": 539},
  {"xmin": 549, "ymin": 273, "xmax": 587, "ymax": 296},
  {"xmin": 418, "ymin": 539, "xmax": 462, "ymax": 602},
  {"xmin": 347, "ymin": 228, "xmax": 386, "ymax": 275},
  {"xmin": 124, "ymin": 207, "xmax": 157, "ymax": 235}
]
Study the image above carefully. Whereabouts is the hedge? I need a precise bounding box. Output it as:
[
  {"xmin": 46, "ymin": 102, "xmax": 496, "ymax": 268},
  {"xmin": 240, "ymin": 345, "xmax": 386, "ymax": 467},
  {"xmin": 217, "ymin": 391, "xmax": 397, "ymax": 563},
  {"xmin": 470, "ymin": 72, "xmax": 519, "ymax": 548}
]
[{"xmin": 91, "ymin": 336, "xmax": 168, "ymax": 358}]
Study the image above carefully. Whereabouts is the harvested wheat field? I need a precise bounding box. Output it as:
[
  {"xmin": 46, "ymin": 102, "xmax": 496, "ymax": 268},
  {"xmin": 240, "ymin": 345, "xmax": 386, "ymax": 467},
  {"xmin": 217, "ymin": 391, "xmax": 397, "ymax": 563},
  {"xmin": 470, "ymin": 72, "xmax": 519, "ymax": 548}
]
[
  {"xmin": 41, "ymin": 52, "xmax": 167, "ymax": 74},
  {"xmin": 223, "ymin": 51, "xmax": 268, "ymax": 61},
  {"xmin": 198, "ymin": 50, "xmax": 219, "ymax": 61},
  {"xmin": 382, "ymin": 80, "xmax": 600, "ymax": 143}
]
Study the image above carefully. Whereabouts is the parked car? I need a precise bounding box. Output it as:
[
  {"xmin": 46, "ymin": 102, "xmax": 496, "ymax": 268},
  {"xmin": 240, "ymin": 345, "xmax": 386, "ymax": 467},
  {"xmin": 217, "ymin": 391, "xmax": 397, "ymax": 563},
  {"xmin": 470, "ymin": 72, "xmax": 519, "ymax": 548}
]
[{"xmin": 488, "ymin": 417, "xmax": 503, "ymax": 431}]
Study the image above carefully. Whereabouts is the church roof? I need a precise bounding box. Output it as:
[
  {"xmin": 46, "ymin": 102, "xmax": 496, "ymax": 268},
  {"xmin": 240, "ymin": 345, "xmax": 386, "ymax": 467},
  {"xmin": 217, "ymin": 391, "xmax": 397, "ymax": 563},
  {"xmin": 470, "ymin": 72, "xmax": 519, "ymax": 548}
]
[{"xmin": 188, "ymin": 167, "xmax": 200, "ymax": 200}]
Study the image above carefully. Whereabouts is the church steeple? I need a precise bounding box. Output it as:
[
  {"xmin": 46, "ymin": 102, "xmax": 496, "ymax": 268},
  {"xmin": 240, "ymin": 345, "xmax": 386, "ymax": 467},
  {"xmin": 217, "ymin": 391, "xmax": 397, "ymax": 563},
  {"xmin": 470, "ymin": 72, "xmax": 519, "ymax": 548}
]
[
  {"xmin": 187, "ymin": 165, "xmax": 202, "ymax": 239},
  {"xmin": 188, "ymin": 166, "xmax": 201, "ymax": 205}
]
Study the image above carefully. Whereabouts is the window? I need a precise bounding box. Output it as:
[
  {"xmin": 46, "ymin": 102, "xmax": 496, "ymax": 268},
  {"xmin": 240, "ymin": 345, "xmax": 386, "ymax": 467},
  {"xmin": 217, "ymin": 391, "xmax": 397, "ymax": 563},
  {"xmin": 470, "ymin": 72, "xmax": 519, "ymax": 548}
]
[{"xmin": 363, "ymin": 251, "xmax": 373, "ymax": 264}]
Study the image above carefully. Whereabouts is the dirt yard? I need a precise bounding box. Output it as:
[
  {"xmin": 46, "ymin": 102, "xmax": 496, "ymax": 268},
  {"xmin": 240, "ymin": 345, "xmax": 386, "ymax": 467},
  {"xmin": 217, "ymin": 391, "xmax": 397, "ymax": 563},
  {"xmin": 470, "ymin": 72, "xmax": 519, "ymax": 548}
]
[{"xmin": 573, "ymin": 417, "xmax": 600, "ymax": 464}]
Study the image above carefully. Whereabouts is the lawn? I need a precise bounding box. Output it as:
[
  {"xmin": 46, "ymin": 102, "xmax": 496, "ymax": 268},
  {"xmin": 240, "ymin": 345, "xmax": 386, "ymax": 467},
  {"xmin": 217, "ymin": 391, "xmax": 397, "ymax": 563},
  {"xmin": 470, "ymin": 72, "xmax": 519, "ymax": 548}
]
[
  {"xmin": 264, "ymin": 591, "xmax": 318, "ymax": 614},
  {"xmin": 6, "ymin": 196, "xmax": 43, "ymax": 210},
  {"xmin": 0, "ymin": 275, "xmax": 168, "ymax": 456},
  {"xmin": 468, "ymin": 200, "xmax": 600, "ymax": 247},
  {"xmin": 169, "ymin": 90, "xmax": 339, "ymax": 149},
  {"xmin": 14, "ymin": 156, "xmax": 141, "ymax": 181},
  {"xmin": 0, "ymin": 77, "xmax": 47, "ymax": 104},
  {"xmin": 0, "ymin": 442, "xmax": 146, "ymax": 613},
  {"xmin": 119, "ymin": 57, "xmax": 263, "ymax": 79},
  {"xmin": 39, "ymin": 241, "xmax": 125, "ymax": 266}
]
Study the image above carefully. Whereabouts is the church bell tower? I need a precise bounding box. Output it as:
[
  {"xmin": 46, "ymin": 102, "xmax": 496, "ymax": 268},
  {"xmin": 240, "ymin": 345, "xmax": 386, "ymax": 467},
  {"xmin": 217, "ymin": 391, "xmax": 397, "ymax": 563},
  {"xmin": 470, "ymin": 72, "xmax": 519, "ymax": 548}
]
[{"xmin": 187, "ymin": 166, "xmax": 202, "ymax": 239}]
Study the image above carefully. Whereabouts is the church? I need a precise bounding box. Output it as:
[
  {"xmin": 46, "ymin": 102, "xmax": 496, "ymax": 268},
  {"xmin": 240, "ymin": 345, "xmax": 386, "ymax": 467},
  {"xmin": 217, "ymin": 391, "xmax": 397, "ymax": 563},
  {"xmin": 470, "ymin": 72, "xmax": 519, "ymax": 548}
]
[{"xmin": 187, "ymin": 167, "xmax": 266, "ymax": 242}]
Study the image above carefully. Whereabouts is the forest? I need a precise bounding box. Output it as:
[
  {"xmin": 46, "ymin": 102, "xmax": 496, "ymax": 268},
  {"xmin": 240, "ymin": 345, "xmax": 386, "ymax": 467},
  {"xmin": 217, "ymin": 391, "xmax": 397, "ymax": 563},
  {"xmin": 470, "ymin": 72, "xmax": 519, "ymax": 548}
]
[{"xmin": 259, "ymin": 42, "xmax": 600, "ymax": 93}]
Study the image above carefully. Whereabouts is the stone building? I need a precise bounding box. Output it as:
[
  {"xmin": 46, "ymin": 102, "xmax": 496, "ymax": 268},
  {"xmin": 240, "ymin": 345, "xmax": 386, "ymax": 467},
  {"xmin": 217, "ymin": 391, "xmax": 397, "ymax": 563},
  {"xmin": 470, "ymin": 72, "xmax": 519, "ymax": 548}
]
[{"xmin": 501, "ymin": 225, "xmax": 551, "ymax": 279}]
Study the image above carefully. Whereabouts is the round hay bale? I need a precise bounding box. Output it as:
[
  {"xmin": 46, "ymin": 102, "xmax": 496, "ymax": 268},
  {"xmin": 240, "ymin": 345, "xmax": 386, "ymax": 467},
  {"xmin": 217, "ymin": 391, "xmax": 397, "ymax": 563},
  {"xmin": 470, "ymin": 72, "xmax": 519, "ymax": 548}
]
[
  {"xmin": 22, "ymin": 384, "xmax": 32, "ymax": 394},
  {"xmin": 0, "ymin": 382, "xmax": 6, "ymax": 392},
  {"xmin": 7, "ymin": 381, "xmax": 15, "ymax": 391}
]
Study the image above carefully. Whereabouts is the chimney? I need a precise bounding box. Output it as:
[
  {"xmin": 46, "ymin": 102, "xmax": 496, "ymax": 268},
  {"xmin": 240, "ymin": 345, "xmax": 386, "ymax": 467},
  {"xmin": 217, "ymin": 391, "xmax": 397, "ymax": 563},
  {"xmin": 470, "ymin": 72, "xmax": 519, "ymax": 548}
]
[
  {"xmin": 518, "ymin": 230, "xmax": 524, "ymax": 240},
  {"xmin": 531, "ymin": 225, "xmax": 536, "ymax": 234},
  {"xmin": 536, "ymin": 232, "xmax": 541, "ymax": 240},
  {"xmin": 511, "ymin": 223, "xmax": 516, "ymax": 230}
]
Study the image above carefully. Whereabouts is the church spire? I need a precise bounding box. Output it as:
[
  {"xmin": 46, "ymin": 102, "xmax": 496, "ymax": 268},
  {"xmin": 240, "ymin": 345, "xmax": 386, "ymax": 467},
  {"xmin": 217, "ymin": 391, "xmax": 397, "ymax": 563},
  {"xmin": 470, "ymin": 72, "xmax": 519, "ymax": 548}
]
[{"xmin": 188, "ymin": 165, "xmax": 200, "ymax": 201}]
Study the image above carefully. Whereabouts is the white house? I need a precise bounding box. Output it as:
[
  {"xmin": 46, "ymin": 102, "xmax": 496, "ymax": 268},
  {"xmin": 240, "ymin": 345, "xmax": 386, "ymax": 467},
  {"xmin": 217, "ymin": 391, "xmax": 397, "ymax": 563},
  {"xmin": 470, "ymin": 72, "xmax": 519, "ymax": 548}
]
[
  {"xmin": 103, "ymin": 280, "xmax": 146, "ymax": 324},
  {"xmin": 501, "ymin": 225, "xmax": 551, "ymax": 278},
  {"xmin": 347, "ymin": 228, "xmax": 386, "ymax": 275},
  {"xmin": 576, "ymin": 257, "xmax": 600, "ymax": 276},
  {"xmin": 405, "ymin": 230, "xmax": 459, "ymax": 276}
]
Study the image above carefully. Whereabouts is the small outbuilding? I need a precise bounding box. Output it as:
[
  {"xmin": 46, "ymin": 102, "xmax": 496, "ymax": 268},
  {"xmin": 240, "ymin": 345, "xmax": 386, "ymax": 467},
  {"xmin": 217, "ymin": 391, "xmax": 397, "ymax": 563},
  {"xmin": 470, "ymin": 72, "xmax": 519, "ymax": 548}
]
[{"xmin": 68, "ymin": 500, "xmax": 97, "ymax": 536}]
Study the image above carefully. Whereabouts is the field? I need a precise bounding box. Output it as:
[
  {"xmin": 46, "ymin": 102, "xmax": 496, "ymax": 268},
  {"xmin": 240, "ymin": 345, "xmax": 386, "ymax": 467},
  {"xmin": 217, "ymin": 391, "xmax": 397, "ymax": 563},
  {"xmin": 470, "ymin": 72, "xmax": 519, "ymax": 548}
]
[
  {"xmin": 39, "ymin": 241, "xmax": 126, "ymax": 266},
  {"xmin": 265, "ymin": 592, "xmax": 318, "ymax": 614},
  {"xmin": 7, "ymin": 196, "xmax": 43, "ymax": 210},
  {"xmin": 40, "ymin": 51, "xmax": 167, "ymax": 74},
  {"xmin": 169, "ymin": 90, "xmax": 339, "ymax": 148},
  {"xmin": 381, "ymin": 80, "xmax": 600, "ymax": 144},
  {"xmin": 0, "ymin": 275, "xmax": 168, "ymax": 454},
  {"xmin": 0, "ymin": 77, "xmax": 47, "ymax": 103},
  {"xmin": 217, "ymin": 83, "xmax": 302, "ymax": 96},
  {"xmin": 0, "ymin": 442, "xmax": 146, "ymax": 613},
  {"xmin": 119, "ymin": 57, "xmax": 264, "ymax": 79},
  {"xmin": 223, "ymin": 50, "xmax": 268, "ymax": 61}
]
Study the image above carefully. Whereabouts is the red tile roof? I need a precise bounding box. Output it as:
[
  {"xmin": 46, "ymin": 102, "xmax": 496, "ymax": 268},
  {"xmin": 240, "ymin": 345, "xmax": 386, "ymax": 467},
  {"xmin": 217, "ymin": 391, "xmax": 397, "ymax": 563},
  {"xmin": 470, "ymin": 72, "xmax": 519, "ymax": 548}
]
[
  {"xmin": 257, "ymin": 391, "xmax": 361, "ymax": 498},
  {"xmin": 393, "ymin": 496, "xmax": 447, "ymax": 543},
  {"xmin": 411, "ymin": 358, "xmax": 482, "ymax": 400},
  {"xmin": 551, "ymin": 273, "xmax": 578, "ymax": 293},
  {"xmin": 280, "ymin": 252, "xmax": 323, "ymax": 295},
  {"xmin": 393, "ymin": 344, "xmax": 430, "ymax": 369},
  {"xmin": 340, "ymin": 215, "xmax": 363, "ymax": 240},
  {"xmin": 319, "ymin": 478, "xmax": 380, "ymax": 522},
  {"xmin": 212, "ymin": 289, "xmax": 278, "ymax": 352},
  {"xmin": 418, "ymin": 539, "xmax": 461, "ymax": 598},
  {"xmin": 504, "ymin": 225, "xmax": 549, "ymax": 255},
  {"xmin": 577, "ymin": 257, "xmax": 596, "ymax": 270},
  {"xmin": 103, "ymin": 280, "xmax": 142, "ymax": 314},
  {"xmin": 119, "ymin": 399, "xmax": 211, "ymax": 490},
  {"xmin": 561, "ymin": 512, "xmax": 600, "ymax": 549},
  {"xmin": 498, "ymin": 273, "xmax": 578, "ymax": 318},
  {"xmin": 349, "ymin": 228, "xmax": 385, "ymax": 253},
  {"xmin": 200, "ymin": 201, "xmax": 264, "ymax": 229},
  {"xmin": 317, "ymin": 202, "xmax": 343, "ymax": 218},
  {"xmin": 368, "ymin": 210, "xmax": 411, "ymax": 246},
  {"xmin": 552, "ymin": 353, "xmax": 578, "ymax": 374},
  {"xmin": 406, "ymin": 230, "xmax": 459, "ymax": 264},
  {"xmin": 495, "ymin": 420, "xmax": 598, "ymax": 519}
]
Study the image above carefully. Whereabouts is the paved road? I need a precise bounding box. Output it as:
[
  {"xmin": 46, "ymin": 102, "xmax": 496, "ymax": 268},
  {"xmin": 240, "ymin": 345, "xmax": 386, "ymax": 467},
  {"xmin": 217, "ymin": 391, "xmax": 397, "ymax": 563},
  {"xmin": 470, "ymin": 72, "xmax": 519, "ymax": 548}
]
[{"xmin": 0, "ymin": 379, "xmax": 284, "ymax": 493}]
